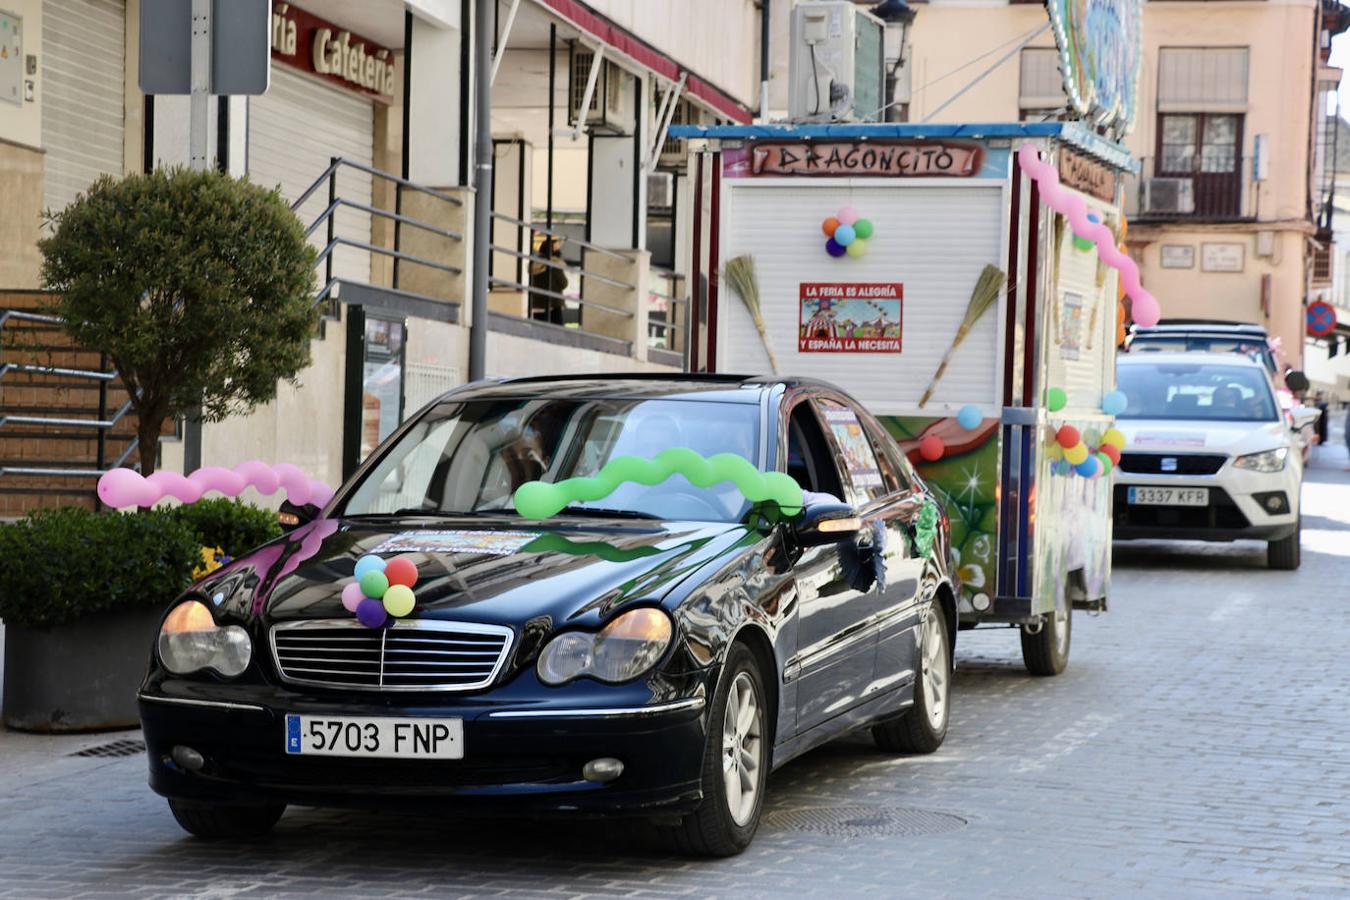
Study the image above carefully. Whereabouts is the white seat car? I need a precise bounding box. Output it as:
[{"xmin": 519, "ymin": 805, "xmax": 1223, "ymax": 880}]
[{"xmin": 1113, "ymin": 352, "xmax": 1317, "ymax": 570}]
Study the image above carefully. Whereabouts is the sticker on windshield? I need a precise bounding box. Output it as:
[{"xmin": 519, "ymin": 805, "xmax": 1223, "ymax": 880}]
[
  {"xmin": 1133, "ymin": 432, "xmax": 1206, "ymax": 448},
  {"xmin": 369, "ymin": 530, "xmax": 535, "ymax": 556}
]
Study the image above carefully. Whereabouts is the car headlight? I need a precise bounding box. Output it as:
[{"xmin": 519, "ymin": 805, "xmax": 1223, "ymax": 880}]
[
  {"xmin": 1233, "ymin": 447, "xmax": 1288, "ymax": 473},
  {"xmin": 157, "ymin": 600, "xmax": 252, "ymax": 678},
  {"xmin": 536, "ymin": 608, "xmax": 673, "ymax": 686}
]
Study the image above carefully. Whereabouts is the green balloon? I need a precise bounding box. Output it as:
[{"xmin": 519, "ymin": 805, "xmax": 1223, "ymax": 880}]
[
  {"xmin": 1073, "ymin": 235, "xmax": 1094, "ymax": 252},
  {"xmin": 853, "ymin": 218, "xmax": 874, "ymax": 240},
  {"xmin": 359, "ymin": 570, "xmax": 389, "ymax": 599},
  {"xmin": 1046, "ymin": 387, "xmax": 1067, "ymax": 412},
  {"xmin": 513, "ymin": 448, "xmax": 805, "ymax": 519},
  {"xmin": 1094, "ymin": 451, "xmax": 1113, "ymax": 475}
]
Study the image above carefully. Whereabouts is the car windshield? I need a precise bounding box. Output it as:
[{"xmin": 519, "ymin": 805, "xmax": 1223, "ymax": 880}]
[
  {"xmin": 1116, "ymin": 362, "xmax": 1279, "ymax": 422},
  {"xmin": 336, "ymin": 397, "xmax": 762, "ymax": 523},
  {"xmin": 1129, "ymin": 335, "xmax": 1276, "ymax": 375}
]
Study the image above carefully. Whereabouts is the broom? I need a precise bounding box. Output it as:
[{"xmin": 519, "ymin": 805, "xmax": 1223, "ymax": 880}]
[
  {"xmin": 724, "ymin": 254, "xmax": 778, "ymax": 374},
  {"xmin": 918, "ymin": 264, "xmax": 1006, "ymax": 408}
]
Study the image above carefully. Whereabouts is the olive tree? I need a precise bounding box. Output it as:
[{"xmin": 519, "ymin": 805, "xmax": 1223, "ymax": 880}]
[{"xmin": 39, "ymin": 167, "xmax": 318, "ymax": 476}]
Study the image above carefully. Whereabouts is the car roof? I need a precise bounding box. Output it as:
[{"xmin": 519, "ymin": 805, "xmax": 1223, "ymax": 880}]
[
  {"xmin": 1131, "ymin": 320, "xmax": 1269, "ymax": 337},
  {"xmin": 1117, "ymin": 350, "xmax": 1268, "ymax": 369},
  {"xmin": 441, "ymin": 373, "xmax": 849, "ymax": 404}
]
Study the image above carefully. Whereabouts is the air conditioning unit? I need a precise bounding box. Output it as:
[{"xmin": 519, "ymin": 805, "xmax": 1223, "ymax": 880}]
[
  {"xmin": 658, "ymin": 100, "xmax": 711, "ymax": 170},
  {"xmin": 568, "ymin": 47, "xmax": 634, "ymax": 134},
  {"xmin": 788, "ymin": 1, "xmax": 886, "ymax": 122},
  {"xmin": 647, "ymin": 172, "xmax": 675, "ymax": 209},
  {"xmin": 1141, "ymin": 178, "xmax": 1196, "ymax": 215}
]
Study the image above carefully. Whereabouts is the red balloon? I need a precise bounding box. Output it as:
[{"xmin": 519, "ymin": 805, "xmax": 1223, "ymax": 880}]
[
  {"xmin": 919, "ymin": 435, "xmax": 945, "ymax": 462},
  {"xmin": 384, "ymin": 556, "xmax": 419, "ymax": 588},
  {"xmin": 1099, "ymin": 444, "xmax": 1121, "ymax": 465},
  {"xmin": 1056, "ymin": 425, "xmax": 1081, "ymax": 448},
  {"xmin": 822, "ymin": 217, "xmax": 840, "ymax": 237}
]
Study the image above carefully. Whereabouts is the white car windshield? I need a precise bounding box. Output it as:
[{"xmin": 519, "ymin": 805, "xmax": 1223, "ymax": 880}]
[
  {"xmin": 1117, "ymin": 362, "xmax": 1279, "ymax": 422},
  {"xmin": 337, "ymin": 397, "xmax": 762, "ymax": 523}
]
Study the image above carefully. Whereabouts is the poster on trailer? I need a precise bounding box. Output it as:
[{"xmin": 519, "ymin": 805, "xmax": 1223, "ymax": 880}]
[{"xmin": 798, "ymin": 283, "xmax": 903, "ymax": 353}]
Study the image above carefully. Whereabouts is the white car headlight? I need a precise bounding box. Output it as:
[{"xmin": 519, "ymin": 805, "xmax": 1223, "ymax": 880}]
[
  {"xmin": 157, "ymin": 600, "xmax": 252, "ymax": 678},
  {"xmin": 1233, "ymin": 447, "xmax": 1288, "ymax": 473},
  {"xmin": 537, "ymin": 608, "xmax": 673, "ymax": 686}
]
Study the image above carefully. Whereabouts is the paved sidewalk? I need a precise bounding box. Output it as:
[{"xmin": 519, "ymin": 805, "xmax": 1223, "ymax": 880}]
[{"xmin": 1, "ymin": 446, "xmax": 1348, "ymax": 898}]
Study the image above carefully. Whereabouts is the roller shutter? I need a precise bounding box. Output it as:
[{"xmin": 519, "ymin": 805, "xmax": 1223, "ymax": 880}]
[
  {"xmin": 249, "ymin": 67, "xmax": 374, "ymax": 285},
  {"xmin": 41, "ymin": 0, "xmax": 126, "ymax": 213}
]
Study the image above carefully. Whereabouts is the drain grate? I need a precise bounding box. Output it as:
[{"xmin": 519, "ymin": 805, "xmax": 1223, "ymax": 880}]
[
  {"xmin": 763, "ymin": 805, "xmax": 966, "ymax": 838},
  {"xmin": 70, "ymin": 738, "xmax": 145, "ymax": 759}
]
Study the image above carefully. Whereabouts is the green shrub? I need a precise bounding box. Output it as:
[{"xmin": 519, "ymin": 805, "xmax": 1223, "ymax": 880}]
[
  {"xmin": 0, "ymin": 507, "xmax": 202, "ymax": 630},
  {"xmin": 169, "ymin": 498, "xmax": 282, "ymax": 558}
]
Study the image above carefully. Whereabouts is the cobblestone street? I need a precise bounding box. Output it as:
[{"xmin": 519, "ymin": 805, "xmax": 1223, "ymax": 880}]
[{"xmin": 1, "ymin": 446, "xmax": 1348, "ymax": 898}]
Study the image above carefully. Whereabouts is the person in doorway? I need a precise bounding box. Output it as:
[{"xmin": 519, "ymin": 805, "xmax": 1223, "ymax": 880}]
[
  {"xmin": 1315, "ymin": 392, "xmax": 1330, "ymax": 446},
  {"xmin": 529, "ymin": 235, "xmax": 568, "ymax": 325}
]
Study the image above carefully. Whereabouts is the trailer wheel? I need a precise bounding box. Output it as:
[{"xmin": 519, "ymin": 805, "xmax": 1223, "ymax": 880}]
[{"xmin": 1020, "ymin": 594, "xmax": 1071, "ymax": 676}]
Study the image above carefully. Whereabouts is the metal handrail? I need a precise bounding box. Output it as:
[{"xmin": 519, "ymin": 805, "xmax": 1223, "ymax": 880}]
[
  {"xmin": 302, "ymin": 196, "xmax": 465, "ymax": 243},
  {"xmin": 487, "ymin": 277, "xmax": 634, "ymax": 318},
  {"xmin": 489, "ymin": 212, "xmax": 635, "ymax": 264},
  {"xmin": 0, "ymin": 398, "xmax": 134, "ymax": 431},
  {"xmin": 314, "ymin": 236, "xmax": 463, "ymax": 277},
  {"xmin": 291, "ymin": 157, "xmax": 464, "ymax": 214},
  {"xmin": 488, "ymin": 243, "xmax": 634, "ymax": 292},
  {"xmin": 0, "ymin": 361, "xmax": 116, "ymax": 382}
]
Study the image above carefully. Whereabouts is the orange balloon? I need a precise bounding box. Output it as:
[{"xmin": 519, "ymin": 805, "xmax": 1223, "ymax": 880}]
[
  {"xmin": 822, "ymin": 217, "xmax": 840, "ymax": 237},
  {"xmin": 1116, "ymin": 300, "xmax": 1128, "ymax": 346}
]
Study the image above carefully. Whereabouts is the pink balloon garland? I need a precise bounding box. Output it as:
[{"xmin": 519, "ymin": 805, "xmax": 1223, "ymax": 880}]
[
  {"xmin": 1016, "ymin": 143, "xmax": 1161, "ymax": 328},
  {"xmin": 97, "ymin": 462, "xmax": 334, "ymax": 510}
]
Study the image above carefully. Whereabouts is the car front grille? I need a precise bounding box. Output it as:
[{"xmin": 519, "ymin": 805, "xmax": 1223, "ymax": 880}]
[
  {"xmin": 270, "ymin": 619, "xmax": 514, "ymax": 692},
  {"xmin": 1117, "ymin": 453, "xmax": 1228, "ymax": 475}
]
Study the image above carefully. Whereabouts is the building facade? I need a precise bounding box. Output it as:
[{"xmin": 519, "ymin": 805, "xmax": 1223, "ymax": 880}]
[
  {"xmin": 0, "ymin": 0, "xmax": 765, "ymax": 504},
  {"xmin": 904, "ymin": 0, "xmax": 1348, "ymax": 373}
]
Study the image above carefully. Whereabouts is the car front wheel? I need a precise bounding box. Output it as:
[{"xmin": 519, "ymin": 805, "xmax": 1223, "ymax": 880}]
[
  {"xmin": 168, "ymin": 798, "xmax": 285, "ymax": 840},
  {"xmin": 1268, "ymin": 517, "xmax": 1301, "ymax": 570},
  {"xmin": 657, "ymin": 642, "xmax": 768, "ymax": 857}
]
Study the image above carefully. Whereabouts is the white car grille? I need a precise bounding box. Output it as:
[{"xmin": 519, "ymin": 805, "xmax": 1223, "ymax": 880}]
[{"xmin": 270, "ymin": 619, "xmax": 514, "ymax": 692}]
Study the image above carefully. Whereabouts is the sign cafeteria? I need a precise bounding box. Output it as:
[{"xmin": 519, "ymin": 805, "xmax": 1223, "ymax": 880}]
[{"xmin": 271, "ymin": 2, "xmax": 395, "ymax": 101}]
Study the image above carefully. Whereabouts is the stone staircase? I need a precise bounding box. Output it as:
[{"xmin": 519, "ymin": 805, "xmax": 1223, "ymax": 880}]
[{"xmin": 0, "ymin": 291, "xmax": 142, "ymax": 516}]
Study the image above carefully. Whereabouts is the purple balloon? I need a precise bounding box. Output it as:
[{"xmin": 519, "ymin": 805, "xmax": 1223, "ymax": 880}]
[
  {"xmin": 825, "ymin": 238, "xmax": 847, "ymax": 257},
  {"xmin": 355, "ymin": 598, "xmax": 388, "ymax": 628}
]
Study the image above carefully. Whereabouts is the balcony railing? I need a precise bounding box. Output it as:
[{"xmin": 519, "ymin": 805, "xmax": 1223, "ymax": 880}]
[{"xmin": 1124, "ymin": 157, "xmax": 1256, "ymax": 223}]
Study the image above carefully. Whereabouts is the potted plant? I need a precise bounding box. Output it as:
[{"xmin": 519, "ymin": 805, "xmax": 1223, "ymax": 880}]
[{"xmin": 0, "ymin": 502, "xmax": 282, "ymax": 732}]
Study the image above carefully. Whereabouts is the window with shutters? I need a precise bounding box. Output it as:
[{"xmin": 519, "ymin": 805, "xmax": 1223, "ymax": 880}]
[
  {"xmin": 1312, "ymin": 244, "xmax": 1333, "ymax": 285},
  {"xmin": 1019, "ymin": 48, "xmax": 1067, "ymax": 120},
  {"xmin": 1153, "ymin": 49, "xmax": 1249, "ymax": 219}
]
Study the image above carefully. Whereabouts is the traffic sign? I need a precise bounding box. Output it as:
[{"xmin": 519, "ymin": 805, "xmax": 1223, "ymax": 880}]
[
  {"xmin": 139, "ymin": 0, "xmax": 270, "ymax": 96},
  {"xmin": 1307, "ymin": 301, "xmax": 1337, "ymax": 338}
]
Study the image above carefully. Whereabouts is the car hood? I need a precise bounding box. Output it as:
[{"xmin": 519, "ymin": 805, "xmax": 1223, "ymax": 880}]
[
  {"xmin": 199, "ymin": 516, "xmax": 757, "ymax": 629},
  {"xmin": 1115, "ymin": 419, "xmax": 1290, "ymax": 455}
]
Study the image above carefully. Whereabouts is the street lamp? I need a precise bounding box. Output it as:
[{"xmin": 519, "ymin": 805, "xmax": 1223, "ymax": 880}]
[{"xmin": 871, "ymin": 0, "xmax": 917, "ymax": 122}]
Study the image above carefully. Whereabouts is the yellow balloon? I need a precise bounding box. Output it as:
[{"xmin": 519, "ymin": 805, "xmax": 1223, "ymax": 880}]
[
  {"xmin": 382, "ymin": 584, "xmax": 416, "ymax": 618},
  {"xmin": 1064, "ymin": 443, "xmax": 1089, "ymax": 465},
  {"xmin": 1046, "ymin": 442, "xmax": 1065, "ymax": 461},
  {"xmin": 1102, "ymin": 428, "xmax": 1127, "ymax": 450}
]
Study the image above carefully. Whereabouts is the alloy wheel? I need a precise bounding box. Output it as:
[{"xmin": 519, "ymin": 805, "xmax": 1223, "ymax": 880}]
[
  {"xmin": 921, "ymin": 609, "xmax": 949, "ymax": 731},
  {"xmin": 721, "ymin": 671, "xmax": 764, "ymax": 827}
]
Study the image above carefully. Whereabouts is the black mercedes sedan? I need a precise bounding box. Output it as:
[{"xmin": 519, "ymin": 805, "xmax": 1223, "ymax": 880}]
[{"xmin": 139, "ymin": 375, "xmax": 957, "ymax": 856}]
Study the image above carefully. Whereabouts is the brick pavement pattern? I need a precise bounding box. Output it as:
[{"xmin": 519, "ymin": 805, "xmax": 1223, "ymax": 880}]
[{"xmin": 1, "ymin": 446, "xmax": 1349, "ymax": 898}]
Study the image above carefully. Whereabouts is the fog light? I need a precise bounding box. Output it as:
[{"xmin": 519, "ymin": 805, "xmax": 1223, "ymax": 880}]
[
  {"xmin": 171, "ymin": 745, "xmax": 205, "ymax": 772},
  {"xmin": 582, "ymin": 757, "xmax": 624, "ymax": 783},
  {"xmin": 1253, "ymin": 491, "xmax": 1290, "ymax": 515}
]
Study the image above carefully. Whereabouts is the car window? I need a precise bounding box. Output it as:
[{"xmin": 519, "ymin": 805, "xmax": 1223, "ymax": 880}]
[
  {"xmin": 1129, "ymin": 335, "xmax": 1277, "ymax": 375},
  {"xmin": 1116, "ymin": 363, "xmax": 1279, "ymax": 422},
  {"xmin": 785, "ymin": 401, "xmax": 846, "ymax": 501},
  {"xmin": 814, "ymin": 398, "xmax": 890, "ymax": 505},
  {"xmin": 338, "ymin": 397, "xmax": 762, "ymax": 522}
]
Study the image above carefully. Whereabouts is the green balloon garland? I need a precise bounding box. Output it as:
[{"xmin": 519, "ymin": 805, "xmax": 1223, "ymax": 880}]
[
  {"xmin": 913, "ymin": 500, "xmax": 940, "ymax": 556},
  {"xmin": 513, "ymin": 448, "xmax": 805, "ymax": 519}
]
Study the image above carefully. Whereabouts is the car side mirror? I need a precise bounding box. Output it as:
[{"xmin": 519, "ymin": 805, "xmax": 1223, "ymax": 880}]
[
  {"xmin": 1291, "ymin": 405, "xmax": 1321, "ymax": 431},
  {"xmin": 794, "ymin": 501, "xmax": 862, "ymax": 548},
  {"xmin": 278, "ymin": 500, "xmax": 319, "ymax": 532}
]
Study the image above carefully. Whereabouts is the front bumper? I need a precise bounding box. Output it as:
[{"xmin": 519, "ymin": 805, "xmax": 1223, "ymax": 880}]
[
  {"xmin": 1113, "ymin": 468, "xmax": 1299, "ymax": 543},
  {"xmin": 139, "ymin": 677, "xmax": 711, "ymax": 817}
]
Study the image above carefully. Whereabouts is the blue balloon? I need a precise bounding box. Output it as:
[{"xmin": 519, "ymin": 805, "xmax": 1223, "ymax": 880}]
[
  {"xmin": 1102, "ymin": 390, "xmax": 1128, "ymax": 416},
  {"xmin": 1074, "ymin": 456, "xmax": 1100, "ymax": 478},
  {"xmin": 1056, "ymin": 459, "xmax": 1073, "ymax": 476},
  {"xmin": 833, "ymin": 224, "xmax": 856, "ymax": 247},
  {"xmin": 956, "ymin": 404, "xmax": 982, "ymax": 431},
  {"xmin": 1087, "ymin": 212, "xmax": 1101, "ymax": 224},
  {"xmin": 825, "ymin": 238, "xmax": 847, "ymax": 257},
  {"xmin": 354, "ymin": 554, "xmax": 387, "ymax": 580}
]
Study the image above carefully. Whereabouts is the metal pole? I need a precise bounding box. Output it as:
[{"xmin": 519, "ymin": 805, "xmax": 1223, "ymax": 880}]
[
  {"xmin": 326, "ymin": 156, "xmax": 337, "ymax": 289},
  {"xmin": 759, "ymin": 0, "xmax": 770, "ymax": 121},
  {"xmin": 183, "ymin": 0, "xmax": 211, "ymax": 472},
  {"xmin": 547, "ymin": 24, "xmax": 555, "ymax": 230},
  {"xmin": 469, "ymin": 0, "xmax": 494, "ymax": 382}
]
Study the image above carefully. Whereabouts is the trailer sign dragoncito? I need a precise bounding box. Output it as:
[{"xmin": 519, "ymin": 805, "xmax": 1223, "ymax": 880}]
[{"xmin": 799, "ymin": 283, "xmax": 903, "ymax": 353}]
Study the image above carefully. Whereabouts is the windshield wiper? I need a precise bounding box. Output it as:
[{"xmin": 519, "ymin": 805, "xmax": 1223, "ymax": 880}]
[
  {"xmin": 553, "ymin": 507, "xmax": 662, "ymax": 521},
  {"xmin": 346, "ymin": 508, "xmax": 518, "ymax": 519}
]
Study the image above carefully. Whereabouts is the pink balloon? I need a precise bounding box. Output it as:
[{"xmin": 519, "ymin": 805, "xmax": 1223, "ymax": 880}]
[
  {"xmin": 1017, "ymin": 143, "xmax": 1160, "ymax": 323},
  {"xmin": 192, "ymin": 466, "xmax": 247, "ymax": 497},
  {"xmin": 272, "ymin": 463, "xmax": 311, "ymax": 505},
  {"xmin": 836, "ymin": 206, "xmax": 859, "ymax": 226},
  {"xmin": 340, "ymin": 581, "xmax": 365, "ymax": 612},
  {"xmin": 95, "ymin": 460, "xmax": 333, "ymax": 510},
  {"xmin": 233, "ymin": 460, "xmax": 281, "ymax": 495},
  {"xmin": 97, "ymin": 467, "xmax": 155, "ymax": 508},
  {"xmin": 146, "ymin": 470, "xmax": 203, "ymax": 504}
]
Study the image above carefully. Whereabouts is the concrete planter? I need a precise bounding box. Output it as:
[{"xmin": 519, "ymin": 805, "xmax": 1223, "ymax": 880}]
[{"xmin": 2, "ymin": 605, "xmax": 162, "ymax": 733}]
